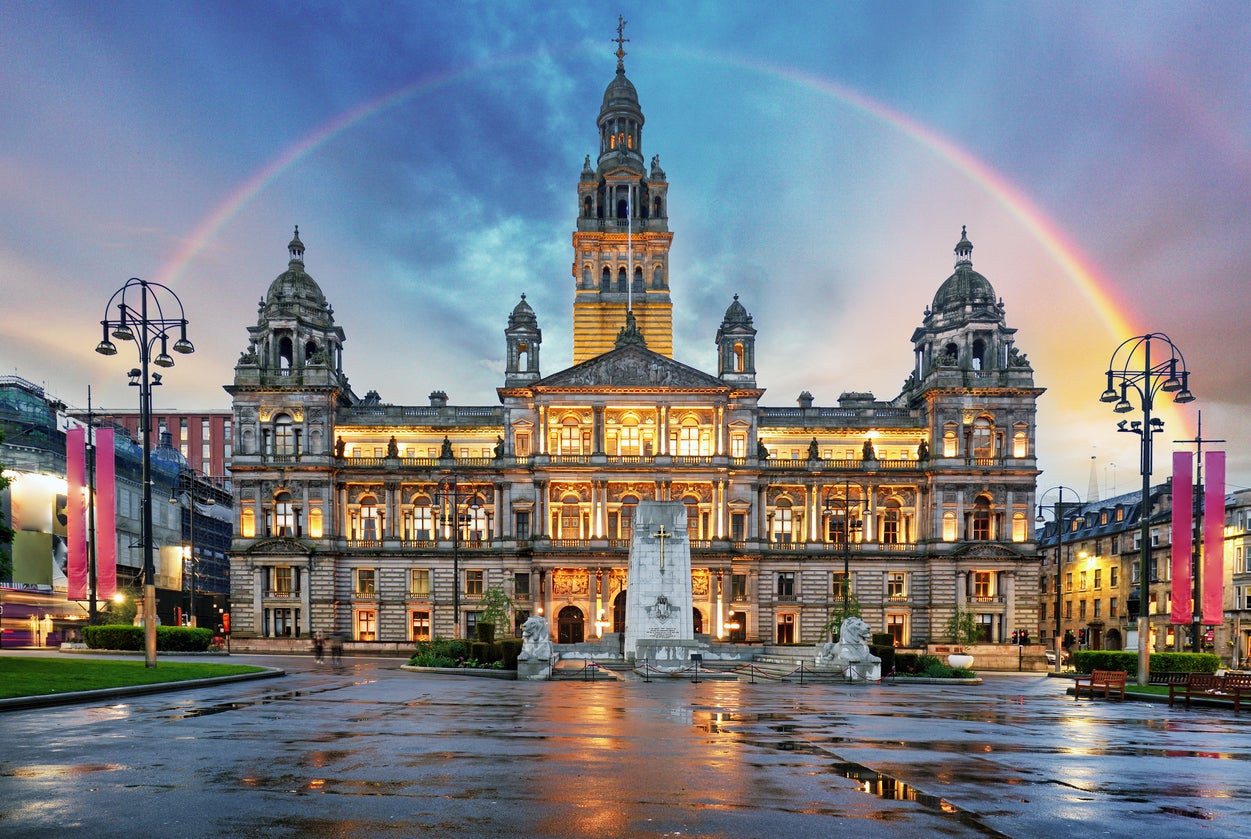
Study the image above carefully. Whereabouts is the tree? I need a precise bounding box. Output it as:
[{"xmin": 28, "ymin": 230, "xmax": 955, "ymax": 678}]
[
  {"xmin": 822, "ymin": 591, "xmax": 863, "ymax": 641},
  {"xmin": 945, "ymin": 608, "xmax": 982, "ymax": 645},
  {"xmin": 476, "ymin": 585, "xmax": 513, "ymax": 642}
]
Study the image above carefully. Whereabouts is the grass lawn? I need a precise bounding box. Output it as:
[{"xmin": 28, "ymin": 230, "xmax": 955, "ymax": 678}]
[{"xmin": 0, "ymin": 657, "xmax": 268, "ymax": 699}]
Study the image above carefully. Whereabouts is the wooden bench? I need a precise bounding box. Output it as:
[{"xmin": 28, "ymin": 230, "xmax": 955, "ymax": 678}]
[
  {"xmin": 1168, "ymin": 673, "xmax": 1251, "ymax": 711},
  {"xmin": 1073, "ymin": 669, "xmax": 1127, "ymax": 701},
  {"xmin": 1148, "ymin": 671, "xmax": 1191, "ymax": 687}
]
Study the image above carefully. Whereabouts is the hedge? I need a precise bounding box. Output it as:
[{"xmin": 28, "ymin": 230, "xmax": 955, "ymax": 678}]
[
  {"xmin": 82, "ymin": 624, "xmax": 214, "ymax": 652},
  {"xmin": 1071, "ymin": 649, "xmax": 1220, "ymax": 676}
]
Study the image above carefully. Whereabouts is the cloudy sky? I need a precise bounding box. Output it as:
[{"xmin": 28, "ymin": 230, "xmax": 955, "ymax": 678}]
[{"xmin": 3, "ymin": 1, "xmax": 1248, "ymax": 497}]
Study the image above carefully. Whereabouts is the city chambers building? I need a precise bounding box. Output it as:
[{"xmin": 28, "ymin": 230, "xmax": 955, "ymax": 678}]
[{"xmin": 226, "ymin": 46, "xmax": 1044, "ymax": 652}]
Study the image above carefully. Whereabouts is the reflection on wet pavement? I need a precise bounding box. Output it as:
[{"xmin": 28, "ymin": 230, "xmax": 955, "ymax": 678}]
[{"xmin": 2, "ymin": 660, "xmax": 1250, "ymax": 838}]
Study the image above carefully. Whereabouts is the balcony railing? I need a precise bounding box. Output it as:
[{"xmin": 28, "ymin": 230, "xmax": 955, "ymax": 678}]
[{"xmin": 264, "ymin": 589, "xmax": 301, "ymax": 599}]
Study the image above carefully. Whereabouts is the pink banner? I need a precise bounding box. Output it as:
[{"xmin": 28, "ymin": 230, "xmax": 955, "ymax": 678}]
[
  {"xmin": 1203, "ymin": 451, "xmax": 1225, "ymax": 624},
  {"xmin": 66, "ymin": 427, "xmax": 88, "ymax": 600},
  {"xmin": 1170, "ymin": 451, "xmax": 1193, "ymax": 625},
  {"xmin": 96, "ymin": 428, "xmax": 117, "ymax": 599}
]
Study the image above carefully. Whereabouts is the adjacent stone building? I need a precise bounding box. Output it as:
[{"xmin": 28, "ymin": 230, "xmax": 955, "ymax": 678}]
[{"xmin": 226, "ymin": 47, "xmax": 1044, "ymax": 650}]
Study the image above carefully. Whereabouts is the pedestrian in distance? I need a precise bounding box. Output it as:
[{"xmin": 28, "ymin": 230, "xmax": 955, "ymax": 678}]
[{"xmin": 312, "ymin": 631, "xmax": 325, "ymax": 664}]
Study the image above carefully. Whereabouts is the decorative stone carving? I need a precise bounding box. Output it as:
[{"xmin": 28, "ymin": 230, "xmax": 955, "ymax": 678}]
[
  {"xmin": 518, "ymin": 616, "xmax": 556, "ymax": 662},
  {"xmin": 815, "ymin": 617, "xmax": 881, "ymax": 681},
  {"xmin": 552, "ymin": 570, "xmax": 589, "ymax": 596}
]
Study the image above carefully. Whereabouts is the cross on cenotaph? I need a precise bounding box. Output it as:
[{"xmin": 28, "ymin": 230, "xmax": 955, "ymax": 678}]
[{"xmin": 652, "ymin": 525, "xmax": 671, "ymax": 571}]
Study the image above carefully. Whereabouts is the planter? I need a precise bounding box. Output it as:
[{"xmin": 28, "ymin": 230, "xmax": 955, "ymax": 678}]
[{"xmin": 947, "ymin": 653, "xmax": 974, "ymax": 669}]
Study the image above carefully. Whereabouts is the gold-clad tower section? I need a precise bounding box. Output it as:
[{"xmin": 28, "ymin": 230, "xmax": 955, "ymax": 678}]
[{"xmin": 571, "ymin": 19, "xmax": 673, "ymax": 363}]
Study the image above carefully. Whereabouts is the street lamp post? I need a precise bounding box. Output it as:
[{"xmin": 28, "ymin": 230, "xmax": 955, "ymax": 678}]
[
  {"xmin": 1100, "ymin": 333, "xmax": 1194, "ymax": 686},
  {"xmin": 1037, "ymin": 486, "xmax": 1084, "ymax": 673},
  {"xmin": 824, "ymin": 480, "xmax": 866, "ymax": 619},
  {"xmin": 96, "ymin": 278, "xmax": 194, "ymax": 667},
  {"xmin": 436, "ymin": 471, "xmax": 476, "ymax": 640}
]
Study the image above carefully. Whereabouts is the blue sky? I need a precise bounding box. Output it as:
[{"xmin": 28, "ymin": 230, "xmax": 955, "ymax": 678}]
[{"xmin": 2, "ymin": 1, "xmax": 1249, "ymax": 497}]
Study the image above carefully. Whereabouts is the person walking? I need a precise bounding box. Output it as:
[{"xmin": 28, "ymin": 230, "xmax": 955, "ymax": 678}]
[{"xmin": 312, "ymin": 631, "xmax": 325, "ymax": 664}]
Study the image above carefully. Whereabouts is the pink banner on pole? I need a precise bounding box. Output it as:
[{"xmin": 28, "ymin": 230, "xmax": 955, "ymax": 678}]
[
  {"xmin": 1170, "ymin": 451, "xmax": 1193, "ymax": 625},
  {"xmin": 66, "ymin": 427, "xmax": 88, "ymax": 600},
  {"xmin": 1203, "ymin": 451, "xmax": 1225, "ymax": 624},
  {"xmin": 96, "ymin": 428, "xmax": 117, "ymax": 599}
]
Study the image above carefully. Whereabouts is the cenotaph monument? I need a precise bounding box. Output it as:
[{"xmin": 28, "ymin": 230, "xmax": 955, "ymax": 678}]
[{"xmin": 624, "ymin": 501, "xmax": 704, "ymax": 662}]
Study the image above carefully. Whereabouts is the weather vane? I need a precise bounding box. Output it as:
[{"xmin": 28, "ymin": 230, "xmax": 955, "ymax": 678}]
[{"xmin": 614, "ymin": 15, "xmax": 629, "ymax": 69}]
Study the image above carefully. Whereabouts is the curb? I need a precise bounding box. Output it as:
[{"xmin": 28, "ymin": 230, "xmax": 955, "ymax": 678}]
[{"xmin": 0, "ymin": 668, "xmax": 286, "ymax": 712}]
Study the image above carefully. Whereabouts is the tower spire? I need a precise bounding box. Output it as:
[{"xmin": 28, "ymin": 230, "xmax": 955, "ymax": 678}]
[{"xmin": 614, "ymin": 15, "xmax": 629, "ymax": 73}]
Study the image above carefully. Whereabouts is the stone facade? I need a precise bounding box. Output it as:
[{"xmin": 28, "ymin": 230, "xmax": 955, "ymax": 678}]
[{"xmin": 227, "ymin": 47, "xmax": 1044, "ymax": 650}]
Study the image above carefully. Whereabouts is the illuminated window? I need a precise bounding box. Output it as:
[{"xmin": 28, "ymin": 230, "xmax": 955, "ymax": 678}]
[
  {"xmin": 972, "ymin": 497, "xmax": 992, "ymax": 540},
  {"xmin": 274, "ymin": 414, "xmax": 295, "ymax": 456},
  {"xmin": 560, "ymin": 495, "xmax": 580, "ymax": 539},
  {"xmin": 942, "ymin": 511, "xmax": 957, "ymax": 542},
  {"xmin": 274, "ymin": 491, "xmax": 295, "ymax": 537},
  {"xmin": 465, "ymin": 569, "xmax": 484, "ymax": 596},
  {"xmin": 355, "ymin": 568, "xmax": 376, "ymax": 596},
  {"xmin": 677, "ymin": 418, "xmax": 700, "ymax": 456},
  {"xmin": 359, "ymin": 496, "xmax": 380, "ymax": 541},
  {"xmin": 1013, "ymin": 426, "xmax": 1028, "ymax": 458},
  {"xmin": 943, "ymin": 424, "xmax": 958, "ymax": 457},
  {"xmin": 241, "ymin": 508, "xmax": 256, "ymax": 538},
  {"xmin": 620, "ymin": 417, "xmax": 640, "ymax": 456},
  {"xmin": 888, "ymin": 571, "xmax": 907, "ymax": 600},
  {"xmin": 972, "ymin": 418, "xmax": 994, "ymax": 458},
  {"xmin": 309, "ymin": 507, "xmax": 323, "ymax": 538},
  {"xmin": 410, "ymin": 568, "xmax": 430, "ymax": 597},
  {"xmin": 354, "ymin": 609, "xmax": 376, "ymax": 641},
  {"xmin": 973, "ymin": 571, "xmax": 993, "ymax": 599},
  {"xmin": 772, "ymin": 500, "xmax": 793, "ymax": 544},
  {"xmin": 1012, "ymin": 512, "xmax": 1027, "ymax": 542},
  {"xmin": 410, "ymin": 610, "xmax": 430, "ymax": 641}
]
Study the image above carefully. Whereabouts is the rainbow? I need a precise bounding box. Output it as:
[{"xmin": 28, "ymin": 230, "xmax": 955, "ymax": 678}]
[{"xmin": 152, "ymin": 44, "xmax": 1190, "ymax": 437}]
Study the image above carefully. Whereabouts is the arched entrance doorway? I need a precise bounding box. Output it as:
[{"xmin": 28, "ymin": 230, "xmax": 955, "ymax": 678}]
[
  {"xmin": 613, "ymin": 591, "xmax": 626, "ymax": 634},
  {"xmin": 558, "ymin": 605, "xmax": 585, "ymax": 644},
  {"xmin": 1105, "ymin": 627, "xmax": 1123, "ymax": 651},
  {"xmin": 727, "ymin": 610, "xmax": 747, "ymax": 642}
]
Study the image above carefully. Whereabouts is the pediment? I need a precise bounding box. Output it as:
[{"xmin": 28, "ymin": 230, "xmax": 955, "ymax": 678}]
[
  {"xmin": 535, "ymin": 345, "xmax": 728, "ymax": 391},
  {"xmin": 246, "ymin": 537, "xmax": 316, "ymax": 557},
  {"xmin": 950, "ymin": 542, "xmax": 1028, "ymax": 560}
]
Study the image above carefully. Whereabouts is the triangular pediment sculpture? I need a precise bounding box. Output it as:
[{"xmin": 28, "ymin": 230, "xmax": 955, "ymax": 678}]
[{"xmin": 534, "ymin": 344, "xmax": 728, "ymax": 391}]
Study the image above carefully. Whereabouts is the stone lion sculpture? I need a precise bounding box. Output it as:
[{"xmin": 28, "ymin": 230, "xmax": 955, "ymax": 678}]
[
  {"xmin": 518, "ymin": 615, "xmax": 556, "ymax": 662},
  {"xmin": 815, "ymin": 617, "xmax": 881, "ymax": 680}
]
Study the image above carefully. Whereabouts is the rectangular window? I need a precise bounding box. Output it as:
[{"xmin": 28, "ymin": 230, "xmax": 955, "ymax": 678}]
[
  {"xmin": 223, "ymin": 418, "xmax": 232, "ymax": 459},
  {"xmin": 887, "ymin": 571, "xmax": 907, "ymax": 600},
  {"xmin": 1065, "ymin": 600, "xmax": 1073, "ymax": 619},
  {"xmin": 273, "ymin": 566, "xmax": 293, "ymax": 593},
  {"xmin": 355, "ymin": 568, "xmax": 376, "ymax": 596},
  {"xmin": 887, "ymin": 614, "xmax": 906, "ymax": 646},
  {"xmin": 410, "ymin": 610, "xmax": 431, "ymax": 641},
  {"xmin": 1093, "ymin": 599, "xmax": 1102, "ymax": 618},
  {"xmin": 1110, "ymin": 597, "xmax": 1119, "ymax": 616},
  {"xmin": 513, "ymin": 571, "xmax": 531, "ymax": 598},
  {"xmin": 731, "ymin": 573, "xmax": 748, "ymax": 601},
  {"xmin": 466, "ymin": 569, "xmax": 484, "ymax": 596},
  {"xmin": 1080, "ymin": 570, "xmax": 1088, "ymax": 591},
  {"xmin": 355, "ymin": 609, "xmax": 376, "ymax": 641},
  {"xmin": 730, "ymin": 434, "xmax": 745, "ymax": 458},
  {"xmin": 831, "ymin": 572, "xmax": 849, "ymax": 601},
  {"xmin": 1110, "ymin": 566, "xmax": 1119, "ymax": 587},
  {"xmin": 776, "ymin": 572, "xmax": 795, "ymax": 598},
  {"xmin": 1079, "ymin": 600, "xmax": 1087, "ymax": 619},
  {"xmin": 974, "ymin": 571, "xmax": 993, "ymax": 599},
  {"xmin": 1065, "ymin": 572, "xmax": 1073, "ymax": 592},
  {"xmin": 409, "ymin": 568, "xmax": 430, "ymax": 597},
  {"xmin": 730, "ymin": 512, "xmax": 746, "ymax": 542},
  {"xmin": 515, "ymin": 511, "xmax": 531, "ymax": 540}
]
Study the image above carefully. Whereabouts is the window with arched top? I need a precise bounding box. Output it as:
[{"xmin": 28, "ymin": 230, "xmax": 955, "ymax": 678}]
[
  {"xmin": 583, "ymin": 196, "xmax": 593, "ymax": 218},
  {"xmin": 1012, "ymin": 511, "xmax": 1027, "ymax": 542},
  {"xmin": 559, "ymin": 416, "xmax": 582, "ymax": 455},
  {"xmin": 942, "ymin": 511, "xmax": 957, "ymax": 542},
  {"xmin": 881, "ymin": 499, "xmax": 902, "ymax": 544},
  {"xmin": 308, "ymin": 507, "xmax": 323, "ymax": 539},
  {"xmin": 683, "ymin": 495, "xmax": 701, "ymax": 540},
  {"xmin": 632, "ymin": 266, "xmax": 643, "ymax": 293},
  {"xmin": 652, "ymin": 264, "xmax": 664, "ymax": 288},
  {"xmin": 1012, "ymin": 425, "xmax": 1029, "ymax": 458},
  {"xmin": 972, "ymin": 338, "xmax": 986, "ymax": 370},
  {"xmin": 274, "ymin": 414, "xmax": 295, "ymax": 456},
  {"xmin": 601, "ymin": 266, "xmax": 611, "ymax": 290},
  {"xmin": 278, "ymin": 335, "xmax": 294, "ymax": 369},
  {"xmin": 772, "ymin": 499, "xmax": 793, "ymax": 544},
  {"xmin": 464, "ymin": 495, "xmax": 488, "ymax": 542},
  {"xmin": 677, "ymin": 417, "xmax": 700, "ymax": 456},
  {"xmin": 619, "ymin": 416, "xmax": 640, "ymax": 456},
  {"xmin": 274, "ymin": 491, "xmax": 296, "ymax": 537},
  {"xmin": 942, "ymin": 423, "xmax": 958, "ymax": 457},
  {"xmin": 733, "ymin": 342, "xmax": 745, "ymax": 372},
  {"xmin": 617, "ymin": 266, "xmax": 627, "ymax": 291},
  {"xmin": 972, "ymin": 496, "xmax": 993, "ymax": 540},
  {"xmin": 620, "ymin": 495, "xmax": 638, "ymax": 539},
  {"xmin": 241, "ymin": 507, "xmax": 256, "ymax": 539},
  {"xmin": 359, "ymin": 495, "xmax": 380, "ymax": 541},
  {"xmin": 653, "ymin": 197, "xmax": 662, "ymax": 218},
  {"xmin": 972, "ymin": 418, "xmax": 994, "ymax": 458},
  {"xmin": 560, "ymin": 494, "xmax": 581, "ymax": 539}
]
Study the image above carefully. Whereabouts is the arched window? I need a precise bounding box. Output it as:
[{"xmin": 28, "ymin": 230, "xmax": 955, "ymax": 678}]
[
  {"xmin": 972, "ymin": 418, "xmax": 994, "ymax": 458},
  {"xmin": 972, "ymin": 338, "xmax": 986, "ymax": 370},
  {"xmin": 942, "ymin": 511, "xmax": 957, "ymax": 542},
  {"xmin": 942, "ymin": 423, "xmax": 958, "ymax": 457},
  {"xmin": 733, "ymin": 342, "xmax": 745, "ymax": 372},
  {"xmin": 653, "ymin": 196, "xmax": 662, "ymax": 218},
  {"xmin": 617, "ymin": 198, "xmax": 628, "ymax": 219},
  {"xmin": 559, "ymin": 416, "xmax": 581, "ymax": 455},
  {"xmin": 772, "ymin": 499, "xmax": 793, "ymax": 544},
  {"xmin": 1012, "ymin": 511, "xmax": 1027, "ymax": 542},
  {"xmin": 583, "ymin": 196, "xmax": 593, "ymax": 218},
  {"xmin": 274, "ymin": 491, "xmax": 295, "ymax": 537},
  {"xmin": 677, "ymin": 417, "xmax": 700, "ymax": 456},
  {"xmin": 653, "ymin": 265, "xmax": 664, "ymax": 288},
  {"xmin": 274, "ymin": 414, "xmax": 295, "ymax": 456},
  {"xmin": 972, "ymin": 496, "xmax": 992, "ymax": 540},
  {"xmin": 464, "ymin": 495, "xmax": 488, "ymax": 542},
  {"xmin": 620, "ymin": 495, "xmax": 637, "ymax": 540},
  {"xmin": 560, "ymin": 494, "xmax": 581, "ymax": 539},
  {"xmin": 241, "ymin": 507, "xmax": 256, "ymax": 538},
  {"xmin": 278, "ymin": 335, "xmax": 294, "ymax": 369},
  {"xmin": 582, "ymin": 264, "xmax": 591, "ymax": 288},
  {"xmin": 943, "ymin": 342, "xmax": 959, "ymax": 365},
  {"xmin": 601, "ymin": 266, "xmax": 611, "ymax": 290},
  {"xmin": 619, "ymin": 416, "xmax": 640, "ymax": 456},
  {"xmin": 632, "ymin": 266, "xmax": 643, "ymax": 293},
  {"xmin": 683, "ymin": 495, "xmax": 700, "ymax": 540},
  {"xmin": 881, "ymin": 499, "xmax": 902, "ymax": 544},
  {"xmin": 359, "ymin": 495, "xmax": 380, "ymax": 542},
  {"xmin": 411, "ymin": 498, "xmax": 432, "ymax": 541},
  {"xmin": 308, "ymin": 507, "xmax": 323, "ymax": 539},
  {"xmin": 617, "ymin": 266, "xmax": 627, "ymax": 292},
  {"xmin": 1013, "ymin": 425, "xmax": 1029, "ymax": 458}
]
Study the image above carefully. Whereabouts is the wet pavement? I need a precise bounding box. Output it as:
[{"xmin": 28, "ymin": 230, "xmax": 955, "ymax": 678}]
[{"xmin": 1, "ymin": 654, "xmax": 1249, "ymax": 838}]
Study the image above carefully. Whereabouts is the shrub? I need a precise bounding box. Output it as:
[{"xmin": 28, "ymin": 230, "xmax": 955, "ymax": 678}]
[
  {"xmin": 498, "ymin": 638, "xmax": 523, "ymax": 670},
  {"xmin": 409, "ymin": 637, "xmax": 471, "ymax": 668},
  {"xmin": 82, "ymin": 624, "xmax": 213, "ymax": 652},
  {"xmin": 892, "ymin": 653, "xmax": 973, "ymax": 679},
  {"xmin": 1071, "ymin": 650, "xmax": 1220, "ymax": 676}
]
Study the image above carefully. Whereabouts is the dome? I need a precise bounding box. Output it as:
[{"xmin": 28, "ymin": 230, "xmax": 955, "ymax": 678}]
[
  {"xmin": 602, "ymin": 69, "xmax": 641, "ymax": 113},
  {"xmin": 722, "ymin": 294, "xmax": 752, "ymax": 325},
  {"xmin": 508, "ymin": 293, "xmax": 537, "ymax": 328},
  {"xmin": 265, "ymin": 227, "xmax": 327, "ymax": 308},
  {"xmin": 931, "ymin": 227, "xmax": 997, "ymax": 314}
]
